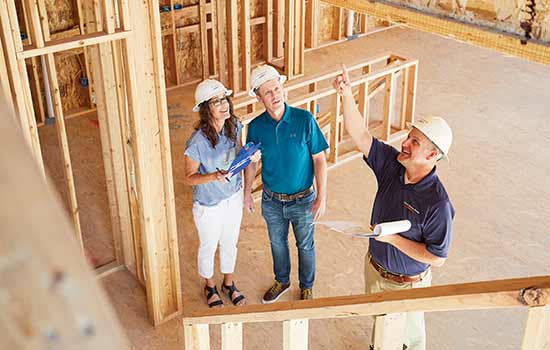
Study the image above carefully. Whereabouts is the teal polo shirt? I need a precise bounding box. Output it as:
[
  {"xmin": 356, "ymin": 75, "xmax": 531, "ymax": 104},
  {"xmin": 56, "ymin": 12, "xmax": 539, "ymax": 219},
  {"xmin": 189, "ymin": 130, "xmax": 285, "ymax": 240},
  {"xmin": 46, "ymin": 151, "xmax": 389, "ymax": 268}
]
[{"xmin": 246, "ymin": 104, "xmax": 328, "ymax": 194}]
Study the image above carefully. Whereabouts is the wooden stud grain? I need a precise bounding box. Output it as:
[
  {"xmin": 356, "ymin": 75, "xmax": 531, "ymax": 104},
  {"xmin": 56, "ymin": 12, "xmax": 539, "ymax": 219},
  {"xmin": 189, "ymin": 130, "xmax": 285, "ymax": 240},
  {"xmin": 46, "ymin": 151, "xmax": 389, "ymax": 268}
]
[{"xmin": 240, "ymin": 0, "xmax": 251, "ymax": 91}]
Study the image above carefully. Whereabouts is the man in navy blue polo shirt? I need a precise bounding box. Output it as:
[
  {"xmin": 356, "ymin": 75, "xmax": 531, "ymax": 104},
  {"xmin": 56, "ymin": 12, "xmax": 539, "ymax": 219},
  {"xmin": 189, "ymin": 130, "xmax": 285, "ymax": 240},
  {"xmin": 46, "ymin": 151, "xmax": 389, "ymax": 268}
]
[
  {"xmin": 244, "ymin": 65, "xmax": 329, "ymax": 303},
  {"xmin": 334, "ymin": 65, "xmax": 454, "ymax": 350}
]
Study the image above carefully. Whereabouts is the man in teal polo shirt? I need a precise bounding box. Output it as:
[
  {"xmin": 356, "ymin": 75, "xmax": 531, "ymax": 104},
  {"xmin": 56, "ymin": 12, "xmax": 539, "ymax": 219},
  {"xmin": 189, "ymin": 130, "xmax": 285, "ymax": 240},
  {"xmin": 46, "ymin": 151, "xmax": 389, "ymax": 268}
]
[{"xmin": 244, "ymin": 65, "xmax": 329, "ymax": 303}]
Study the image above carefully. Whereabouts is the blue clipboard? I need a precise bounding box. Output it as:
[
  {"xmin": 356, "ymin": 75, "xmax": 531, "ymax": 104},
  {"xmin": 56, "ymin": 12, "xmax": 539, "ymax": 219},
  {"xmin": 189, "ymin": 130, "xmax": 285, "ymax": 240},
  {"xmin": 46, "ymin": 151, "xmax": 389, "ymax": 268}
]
[{"xmin": 225, "ymin": 142, "xmax": 261, "ymax": 178}]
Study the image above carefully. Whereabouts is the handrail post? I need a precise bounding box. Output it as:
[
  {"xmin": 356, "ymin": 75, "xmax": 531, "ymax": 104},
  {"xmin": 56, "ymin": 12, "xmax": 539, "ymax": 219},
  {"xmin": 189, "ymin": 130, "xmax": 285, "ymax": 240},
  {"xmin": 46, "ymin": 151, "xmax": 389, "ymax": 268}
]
[
  {"xmin": 521, "ymin": 305, "xmax": 550, "ymax": 350},
  {"xmin": 222, "ymin": 322, "xmax": 243, "ymax": 350},
  {"xmin": 184, "ymin": 324, "xmax": 210, "ymax": 350},
  {"xmin": 373, "ymin": 313, "xmax": 406, "ymax": 350},
  {"xmin": 283, "ymin": 319, "xmax": 309, "ymax": 350}
]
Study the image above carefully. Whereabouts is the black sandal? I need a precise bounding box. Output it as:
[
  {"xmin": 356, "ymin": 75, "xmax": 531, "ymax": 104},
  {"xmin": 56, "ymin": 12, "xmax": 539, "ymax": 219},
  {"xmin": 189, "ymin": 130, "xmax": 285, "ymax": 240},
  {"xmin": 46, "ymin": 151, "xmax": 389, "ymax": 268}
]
[
  {"xmin": 221, "ymin": 282, "xmax": 246, "ymax": 306},
  {"xmin": 204, "ymin": 285, "xmax": 224, "ymax": 308}
]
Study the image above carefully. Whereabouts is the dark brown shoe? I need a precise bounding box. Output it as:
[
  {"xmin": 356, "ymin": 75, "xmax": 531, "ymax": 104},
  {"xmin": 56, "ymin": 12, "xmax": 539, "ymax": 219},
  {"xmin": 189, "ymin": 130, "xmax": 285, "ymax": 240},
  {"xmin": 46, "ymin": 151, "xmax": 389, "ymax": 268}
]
[
  {"xmin": 300, "ymin": 288, "xmax": 313, "ymax": 300},
  {"xmin": 261, "ymin": 281, "xmax": 290, "ymax": 304}
]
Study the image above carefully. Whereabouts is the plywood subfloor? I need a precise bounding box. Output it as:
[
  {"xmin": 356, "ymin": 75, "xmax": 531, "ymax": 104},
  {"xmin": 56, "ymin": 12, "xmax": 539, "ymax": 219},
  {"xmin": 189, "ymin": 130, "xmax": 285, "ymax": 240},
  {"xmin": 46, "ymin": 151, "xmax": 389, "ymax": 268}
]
[{"xmin": 93, "ymin": 26, "xmax": 550, "ymax": 349}]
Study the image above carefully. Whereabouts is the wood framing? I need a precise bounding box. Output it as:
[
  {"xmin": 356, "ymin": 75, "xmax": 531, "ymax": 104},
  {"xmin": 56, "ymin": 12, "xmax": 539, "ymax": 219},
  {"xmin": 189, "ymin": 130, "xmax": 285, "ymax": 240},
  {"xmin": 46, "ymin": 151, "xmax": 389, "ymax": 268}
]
[
  {"xmin": 239, "ymin": 0, "xmax": 251, "ymax": 92},
  {"xmin": 323, "ymin": 0, "xmax": 550, "ymax": 66},
  {"xmin": 125, "ymin": 0, "xmax": 182, "ymax": 325},
  {"xmin": 221, "ymin": 322, "xmax": 243, "ymax": 350},
  {"xmin": 0, "ymin": 94, "xmax": 129, "ymax": 350},
  {"xmin": 284, "ymin": 0, "xmax": 305, "ymax": 79},
  {"xmin": 283, "ymin": 319, "xmax": 309, "ymax": 350},
  {"xmin": 226, "ymin": 0, "xmax": 239, "ymax": 91},
  {"xmin": 0, "ymin": 0, "xmax": 43, "ymax": 173},
  {"xmin": 521, "ymin": 305, "xmax": 550, "ymax": 350},
  {"xmin": 305, "ymin": 0, "xmax": 319, "ymax": 49}
]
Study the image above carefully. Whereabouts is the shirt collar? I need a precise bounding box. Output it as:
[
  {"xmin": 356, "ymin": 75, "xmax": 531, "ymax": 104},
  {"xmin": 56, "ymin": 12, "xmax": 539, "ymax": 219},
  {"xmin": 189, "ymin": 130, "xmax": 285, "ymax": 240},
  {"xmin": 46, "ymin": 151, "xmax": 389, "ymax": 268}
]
[
  {"xmin": 262, "ymin": 103, "xmax": 291, "ymax": 125},
  {"xmin": 399, "ymin": 164, "xmax": 438, "ymax": 191}
]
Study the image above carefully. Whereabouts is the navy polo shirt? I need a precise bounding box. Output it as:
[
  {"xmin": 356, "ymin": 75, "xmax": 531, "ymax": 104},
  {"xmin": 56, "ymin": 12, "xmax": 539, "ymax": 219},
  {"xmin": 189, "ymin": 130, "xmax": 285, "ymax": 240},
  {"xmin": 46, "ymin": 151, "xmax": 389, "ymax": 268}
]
[
  {"xmin": 246, "ymin": 103, "xmax": 328, "ymax": 194},
  {"xmin": 365, "ymin": 138, "xmax": 454, "ymax": 276}
]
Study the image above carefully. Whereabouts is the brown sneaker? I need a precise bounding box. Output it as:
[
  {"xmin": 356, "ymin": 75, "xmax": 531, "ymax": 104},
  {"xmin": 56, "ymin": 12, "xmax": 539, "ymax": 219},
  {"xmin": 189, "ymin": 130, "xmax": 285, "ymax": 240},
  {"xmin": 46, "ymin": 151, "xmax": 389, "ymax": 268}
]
[
  {"xmin": 300, "ymin": 288, "xmax": 313, "ymax": 300},
  {"xmin": 261, "ymin": 281, "xmax": 290, "ymax": 304}
]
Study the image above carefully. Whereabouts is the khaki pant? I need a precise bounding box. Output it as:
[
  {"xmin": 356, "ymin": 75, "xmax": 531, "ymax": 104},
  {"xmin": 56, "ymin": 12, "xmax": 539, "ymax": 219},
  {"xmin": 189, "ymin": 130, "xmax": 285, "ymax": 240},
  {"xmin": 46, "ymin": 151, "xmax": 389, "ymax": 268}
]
[{"xmin": 365, "ymin": 254, "xmax": 432, "ymax": 350}]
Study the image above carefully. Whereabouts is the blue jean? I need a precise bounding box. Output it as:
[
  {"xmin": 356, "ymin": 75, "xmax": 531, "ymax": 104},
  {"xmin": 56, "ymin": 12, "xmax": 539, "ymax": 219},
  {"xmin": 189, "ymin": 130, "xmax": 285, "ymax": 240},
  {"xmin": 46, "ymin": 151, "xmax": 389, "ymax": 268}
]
[{"xmin": 261, "ymin": 189, "xmax": 316, "ymax": 289}]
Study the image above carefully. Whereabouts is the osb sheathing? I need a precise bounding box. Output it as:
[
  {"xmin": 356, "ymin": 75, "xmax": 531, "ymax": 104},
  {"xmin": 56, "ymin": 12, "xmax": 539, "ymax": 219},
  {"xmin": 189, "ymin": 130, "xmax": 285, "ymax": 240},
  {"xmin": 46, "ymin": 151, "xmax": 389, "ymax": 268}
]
[
  {"xmin": 387, "ymin": 0, "xmax": 550, "ymax": 41},
  {"xmin": 318, "ymin": 3, "xmax": 338, "ymax": 43},
  {"xmin": 176, "ymin": 29, "xmax": 202, "ymax": 81},
  {"xmin": 238, "ymin": 0, "xmax": 267, "ymax": 65}
]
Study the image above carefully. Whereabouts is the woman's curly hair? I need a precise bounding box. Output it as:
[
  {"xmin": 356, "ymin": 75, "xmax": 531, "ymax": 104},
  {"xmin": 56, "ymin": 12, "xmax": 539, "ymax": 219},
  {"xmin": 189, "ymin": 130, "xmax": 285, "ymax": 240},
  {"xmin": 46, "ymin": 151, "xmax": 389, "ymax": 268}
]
[{"xmin": 196, "ymin": 96, "xmax": 238, "ymax": 148}]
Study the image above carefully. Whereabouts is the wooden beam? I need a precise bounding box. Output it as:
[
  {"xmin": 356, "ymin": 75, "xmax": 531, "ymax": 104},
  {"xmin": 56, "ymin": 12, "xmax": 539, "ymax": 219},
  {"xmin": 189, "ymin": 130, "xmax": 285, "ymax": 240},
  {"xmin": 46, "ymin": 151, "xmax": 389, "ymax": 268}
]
[
  {"xmin": 323, "ymin": 0, "xmax": 550, "ymax": 66},
  {"xmin": 305, "ymin": 0, "xmax": 318, "ymax": 48},
  {"xmin": 264, "ymin": 0, "xmax": 273, "ymax": 62},
  {"xmin": 382, "ymin": 72, "xmax": 396, "ymax": 141},
  {"xmin": 44, "ymin": 53, "xmax": 84, "ymax": 251},
  {"xmin": 124, "ymin": 0, "xmax": 182, "ymax": 325},
  {"xmin": 18, "ymin": 30, "xmax": 131, "ymax": 59},
  {"xmin": 183, "ymin": 275, "xmax": 550, "ymax": 324},
  {"xmin": 329, "ymin": 93, "xmax": 341, "ymax": 163},
  {"xmin": 221, "ymin": 322, "xmax": 242, "ymax": 350},
  {"xmin": 240, "ymin": 0, "xmax": 251, "ymax": 91},
  {"xmin": 199, "ymin": 0, "xmax": 209, "ymax": 79},
  {"xmin": 216, "ymin": 0, "xmax": 228, "ymax": 85},
  {"xmin": 1, "ymin": 0, "xmax": 44, "ymax": 174},
  {"xmin": 332, "ymin": 7, "xmax": 343, "ymax": 41},
  {"xmin": 226, "ymin": 0, "xmax": 239, "ymax": 91},
  {"xmin": 184, "ymin": 324, "xmax": 210, "ymax": 350},
  {"xmin": 521, "ymin": 305, "xmax": 550, "ymax": 350},
  {"xmin": 0, "ymin": 94, "xmax": 129, "ymax": 350},
  {"xmin": 274, "ymin": 0, "xmax": 284, "ymax": 58},
  {"xmin": 284, "ymin": 0, "xmax": 294, "ymax": 78},
  {"xmin": 283, "ymin": 319, "xmax": 309, "ymax": 350}
]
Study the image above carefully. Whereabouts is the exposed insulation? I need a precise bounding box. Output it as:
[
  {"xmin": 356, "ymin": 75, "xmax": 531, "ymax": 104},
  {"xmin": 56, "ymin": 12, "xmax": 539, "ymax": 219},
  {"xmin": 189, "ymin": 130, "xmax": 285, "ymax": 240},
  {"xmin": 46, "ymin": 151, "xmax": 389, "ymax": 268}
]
[
  {"xmin": 45, "ymin": 0, "xmax": 79, "ymax": 34},
  {"xmin": 176, "ymin": 29, "xmax": 202, "ymax": 81},
  {"xmin": 54, "ymin": 52, "xmax": 90, "ymax": 113}
]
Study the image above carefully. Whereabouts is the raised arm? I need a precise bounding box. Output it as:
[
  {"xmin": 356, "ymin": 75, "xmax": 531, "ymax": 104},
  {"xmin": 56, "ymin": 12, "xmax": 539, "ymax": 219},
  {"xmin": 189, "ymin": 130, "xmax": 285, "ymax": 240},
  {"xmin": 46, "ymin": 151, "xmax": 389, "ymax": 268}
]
[{"xmin": 333, "ymin": 64, "xmax": 373, "ymax": 157}]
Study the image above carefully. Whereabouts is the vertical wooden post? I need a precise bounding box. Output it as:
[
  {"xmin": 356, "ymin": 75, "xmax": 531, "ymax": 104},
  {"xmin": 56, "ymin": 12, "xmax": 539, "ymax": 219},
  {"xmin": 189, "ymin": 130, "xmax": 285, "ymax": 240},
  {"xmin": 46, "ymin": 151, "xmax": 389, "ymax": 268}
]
[
  {"xmin": 226, "ymin": 0, "xmax": 239, "ymax": 91},
  {"xmin": 403, "ymin": 63, "xmax": 417, "ymax": 126},
  {"xmin": 199, "ymin": 0, "xmax": 210, "ymax": 79},
  {"xmin": 360, "ymin": 14, "xmax": 368, "ymax": 34},
  {"xmin": 0, "ymin": 0, "xmax": 44, "ymax": 173},
  {"xmin": 274, "ymin": 0, "xmax": 284, "ymax": 58},
  {"xmin": 123, "ymin": 0, "xmax": 183, "ymax": 325},
  {"xmin": 221, "ymin": 322, "xmax": 243, "ymax": 350},
  {"xmin": 264, "ymin": 0, "xmax": 273, "ymax": 63},
  {"xmin": 210, "ymin": 0, "xmax": 218, "ymax": 76},
  {"xmin": 332, "ymin": 7, "xmax": 343, "ymax": 40},
  {"xmin": 305, "ymin": 0, "xmax": 318, "ymax": 48},
  {"xmin": 308, "ymin": 82, "xmax": 317, "ymax": 114},
  {"xmin": 283, "ymin": 319, "xmax": 309, "ymax": 350},
  {"xmin": 382, "ymin": 72, "xmax": 396, "ymax": 141},
  {"xmin": 358, "ymin": 81, "xmax": 369, "ymax": 127},
  {"xmin": 521, "ymin": 305, "xmax": 550, "ymax": 350},
  {"xmin": 284, "ymin": 0, "xmax": 294, "ymax": 79},
  {"xmin": 216, "ymin": 0, "xmax": 228, "ymax": 85},
  {"xmin": 329, "ymin": 93, "xmax": 341, "ymax": 163},
  {"xmin": 184, "ymin": 324, "xmax": 210, "ymax": 350},
  {"xmin": 240, "ymin": 0, "xmax": 251, "ymax": 92}
]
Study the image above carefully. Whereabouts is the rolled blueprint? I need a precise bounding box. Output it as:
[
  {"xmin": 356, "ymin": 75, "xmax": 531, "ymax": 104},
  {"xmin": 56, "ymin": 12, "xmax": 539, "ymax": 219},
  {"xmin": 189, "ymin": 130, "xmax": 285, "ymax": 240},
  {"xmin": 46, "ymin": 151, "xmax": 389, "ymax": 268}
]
[{"xmin": 373, "ymin": 220, "xmax": 411, "ymax": 237}]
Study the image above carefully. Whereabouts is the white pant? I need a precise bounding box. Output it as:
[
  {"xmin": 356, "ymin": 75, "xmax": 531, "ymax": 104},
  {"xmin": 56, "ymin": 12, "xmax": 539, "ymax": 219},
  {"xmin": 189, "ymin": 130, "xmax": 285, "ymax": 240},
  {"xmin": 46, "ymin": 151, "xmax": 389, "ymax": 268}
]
[{"xmin": 192, "ymin": 190, "xmax": 243, "ymax": 279}]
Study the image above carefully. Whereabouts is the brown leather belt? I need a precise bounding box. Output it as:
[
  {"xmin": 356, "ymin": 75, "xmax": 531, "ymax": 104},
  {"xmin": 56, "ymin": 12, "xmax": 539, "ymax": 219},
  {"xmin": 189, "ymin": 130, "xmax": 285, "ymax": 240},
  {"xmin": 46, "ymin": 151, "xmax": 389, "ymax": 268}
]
[
  {"xmin": 264, "ymin": 186, "xmax": 314, "ymax": 201},
  {"xmin": 369, "ymin": 256, "xmax": 423, "ymax": 283}
]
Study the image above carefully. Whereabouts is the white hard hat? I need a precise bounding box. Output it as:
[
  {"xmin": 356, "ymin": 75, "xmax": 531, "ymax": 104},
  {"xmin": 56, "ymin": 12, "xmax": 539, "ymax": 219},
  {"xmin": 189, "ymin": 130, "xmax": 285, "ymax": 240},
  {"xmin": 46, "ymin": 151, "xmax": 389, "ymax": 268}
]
[
  {"xmin": 249, "ymin": 65, "xmax": 287, "ymax": 97},
  {"xmin": 412, "ymin": 116, "xmax": 453, "ymax": 161},
  {"xmin": 192, "ymin": 79, "xmax": 232, "ymax": 112}
]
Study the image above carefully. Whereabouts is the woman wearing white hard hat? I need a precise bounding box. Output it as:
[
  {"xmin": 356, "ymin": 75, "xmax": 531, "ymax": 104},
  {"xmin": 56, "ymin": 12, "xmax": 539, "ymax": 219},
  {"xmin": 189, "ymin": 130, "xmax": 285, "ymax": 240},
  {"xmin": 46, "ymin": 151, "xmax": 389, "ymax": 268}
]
[{"xmin": 184, "ymin": 79, "xmax": 260, "ymax": 308}]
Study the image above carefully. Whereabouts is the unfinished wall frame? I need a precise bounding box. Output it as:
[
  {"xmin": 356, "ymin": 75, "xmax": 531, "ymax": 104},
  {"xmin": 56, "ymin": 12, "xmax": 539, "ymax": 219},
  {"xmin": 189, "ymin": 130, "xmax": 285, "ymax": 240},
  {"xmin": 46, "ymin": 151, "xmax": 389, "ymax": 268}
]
[{"xmin": 1, "ymin": 0, "xmax": 182, "ymax": 326}]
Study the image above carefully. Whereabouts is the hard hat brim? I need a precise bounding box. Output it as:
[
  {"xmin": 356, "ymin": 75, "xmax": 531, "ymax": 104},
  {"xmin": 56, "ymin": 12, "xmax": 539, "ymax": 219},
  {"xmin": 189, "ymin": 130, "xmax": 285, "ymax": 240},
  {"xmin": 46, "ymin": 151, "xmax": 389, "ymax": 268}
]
[{"xmin": 248, "ymin": 75, "xmax": 287, "ymax": 97}]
